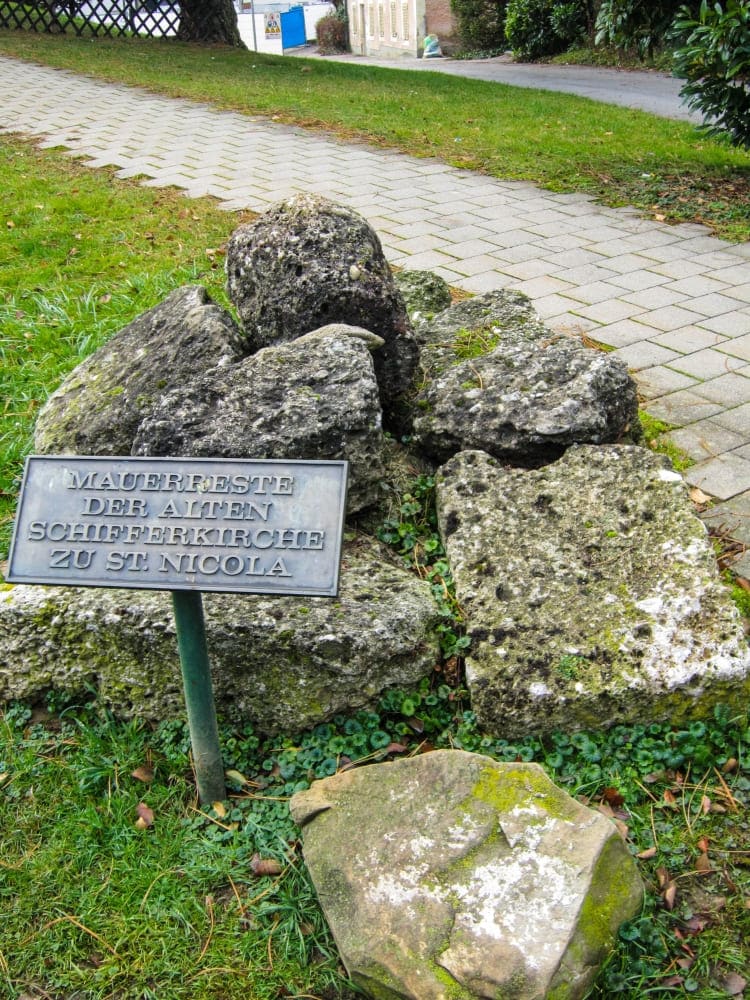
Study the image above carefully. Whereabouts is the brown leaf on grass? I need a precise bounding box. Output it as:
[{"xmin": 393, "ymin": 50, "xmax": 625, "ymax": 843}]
[
  {"xmin": 700, "ymin": 795, "xmax": 712, "ymax": 815},
  {"xmin": 663, "ymin": 789, "xmax": 678, "ymax": 808},
  {"xmin": 722, "ymin": 757, "xmax": 739, "ymax": 774},
  {"xmin": 637, "ymin": 846, "xmax": 658, "ymax": 860},
  {"xmin": 135, "ymin": 802, "xmax": 154, "ymax": 829},
  {"xmin": 722, "ymin": 972, "xmax": 747, "ymax": 996},
  {"xmin": 656, "ymin": 866, "xmax": 671, "ymax": 889},
  {"xmin": 661, "ymin": 975, "xmax": 684, "ymax": 988},
  {"xmin": 697, "ymin": 836, "xmax": 710, "ymax": 853},
  {"xmin": 131, "ymin": 765, "xmax": 154, "ymax": 783},
  {"xmin": 386, "ymin": 743, "xmax": 408, "ymax": 755},
  {"xmin": 602, "ymin": 787, "xmax": 625, "ymax": 808},
  {"xmin": 250, "ymin": 853, "xmax": 283, "ymax": 877},
  {"xmin": 683, "ymin": 915, "xmax": 708, "ymax": 934},
  {"xmin": 695, "ymin": 852, "xmax": 712, "ymax": 874},
  {"xmin": 663, "ymin": 882, "xmax": 677, "ymax": 910}
]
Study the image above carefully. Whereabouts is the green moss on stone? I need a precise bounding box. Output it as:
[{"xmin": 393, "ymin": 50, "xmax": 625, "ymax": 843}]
[{"xmin": 471, "ymin": 762, "xmax": 582, "ymax": 825}]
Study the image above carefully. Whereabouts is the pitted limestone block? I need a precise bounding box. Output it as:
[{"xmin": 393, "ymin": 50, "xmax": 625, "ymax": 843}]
[{"xmin": 436, "ymin": 445, "xmax": 750, "ymax": 737}]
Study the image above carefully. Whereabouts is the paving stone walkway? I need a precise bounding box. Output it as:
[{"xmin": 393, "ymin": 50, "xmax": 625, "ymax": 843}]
[{"xmin": 2, "ymin": 55, "xmax": 749, "ymax": 574}]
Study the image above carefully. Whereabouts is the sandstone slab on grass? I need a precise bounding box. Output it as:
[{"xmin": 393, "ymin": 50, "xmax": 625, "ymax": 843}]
[{"xmin": 291, "ymin": 749, "xmax": 643, "ymax": 1000}]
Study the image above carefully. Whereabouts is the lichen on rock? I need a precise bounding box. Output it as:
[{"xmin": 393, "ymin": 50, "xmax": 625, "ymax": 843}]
[
  {"xmin": 436, "ymin": 445, "xmax": 750, "ymax": 737},
  {"xmin": 291, "ymin": 749, "xmax": 644, "ymax": 1000}
]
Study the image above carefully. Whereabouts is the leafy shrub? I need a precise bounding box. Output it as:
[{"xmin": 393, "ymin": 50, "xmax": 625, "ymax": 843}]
[
  {"xmin": 673, "ymin": 0, "xmax": 750, "ymax": 150},
  {"xmin": 504, "ymin": 0, "xmax": 588, "ymax": 59},
  {"xmin": 594, "ymin": 0, "xmax": 695, "ymax": 57},
  {"xmin": 316, "ymin": 11, "xmax": 349, "ymax": 53},
  {"xmin": 450, "ymin": 0, "xmax": 507, "ymax": 53}
]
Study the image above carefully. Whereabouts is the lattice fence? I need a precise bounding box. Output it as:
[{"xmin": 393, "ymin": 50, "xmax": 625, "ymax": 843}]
[{"xmin": 0, "ymin": 0, "xmax": 220, "ymax": 39}]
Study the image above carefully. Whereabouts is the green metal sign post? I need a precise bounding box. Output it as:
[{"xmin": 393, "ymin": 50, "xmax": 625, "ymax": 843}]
[{"xmin": 171, "ymin": 589, "xmax": 226, "ymax": 804}]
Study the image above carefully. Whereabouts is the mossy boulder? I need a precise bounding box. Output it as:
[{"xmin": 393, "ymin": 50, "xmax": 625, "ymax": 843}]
[
  {"xmin": 290, "ymin": 749, "xmax": 644, "ymax": 1000},
  {"xmin": 0, "ymin": 535, "xmax": 442, "ymax": 735},
  {"xmin": 411, "ymin": 290, "xmax": 639, "ymax": 465},
  {"xmin": 394, "ymin": 269, "xmax": 453, "ymax": 327},
  {"xmin": 133, "ymin": 329, "xmax": 386, "ymax": 515},
  {"xmin": 436, "ymin": 445, "xmax": 750, "ymax": 737},
  {"xmin": 33, "ymin": 285, "xmax": 245, "ymax": 456}
]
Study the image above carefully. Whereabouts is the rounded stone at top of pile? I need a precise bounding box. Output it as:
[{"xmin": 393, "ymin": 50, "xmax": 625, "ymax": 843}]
[{"xmin": 225, "ymin": 194, "xmax": 419, "ymax": 419}]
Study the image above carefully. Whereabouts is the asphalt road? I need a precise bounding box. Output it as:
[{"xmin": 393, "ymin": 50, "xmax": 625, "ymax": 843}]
[{"xmin": 294, "ymin": 50, "xmax": 699, "ymax": 123}]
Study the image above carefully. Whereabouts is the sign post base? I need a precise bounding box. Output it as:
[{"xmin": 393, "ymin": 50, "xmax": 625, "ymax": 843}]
[{"xmin": 172, "ymin": 589, "xmax": 226, "ymax": 805}]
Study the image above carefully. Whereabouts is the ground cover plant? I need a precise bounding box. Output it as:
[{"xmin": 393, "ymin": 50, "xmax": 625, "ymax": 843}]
[
  {"xmin": 1, "ymin": 97, "xmax": 749, "ymax": 998},
  {"xmin": 0, "ymin": 32, "xmax": 749, "ymax": 240},
  {"xmin": 2, "ymin": 678, "xmax": 749, "ymax": 998}
]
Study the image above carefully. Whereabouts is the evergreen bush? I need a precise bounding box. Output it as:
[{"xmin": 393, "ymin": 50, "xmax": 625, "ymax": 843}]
[
  {"xmin": 450, "ymin": 0, "xmax": 507, "ymax": 53},
  {"xmin": 673, "ymin": 0, "xmax": 750, "ymax": 150},
  {"xmin": 594, "ymin": 0, "xmax": 694, "ymax": 57},
  {"xmin": 504, "ymin": 0, "xmax": 587, "ymax": 59}
]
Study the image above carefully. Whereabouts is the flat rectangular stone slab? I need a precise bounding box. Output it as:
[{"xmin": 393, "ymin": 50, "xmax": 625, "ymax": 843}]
[{"xmin": 7, "ymin": 456, "xmax": 347, "ymax": 596}]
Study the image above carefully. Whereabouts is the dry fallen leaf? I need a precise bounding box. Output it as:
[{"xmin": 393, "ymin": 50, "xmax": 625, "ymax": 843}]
[
  {"xmin": 637, "ymin": 846, "xmax": 658, "ymax": 860},
  {"xmin": 663, "ymin": 882, "xmax": 677, "ymax": 910},
  {"xmin": 656, "ymin": 866, "xmax": 671, "ymax": 889},
  {"xmin": 695, "ymin": 852, "xmax": 712, "ymax": 874},
  {"xmin": 722, "ymin": 972, "xmax": 747, "ymax": 996},
  {"xmin": 135, "ymin": 802, "xmax": 154, "ymax": 829},
  {"xmin": 225, "ymin": 768, "xmax": 250, "ymax": 787},
  {"xmin": 212, "ymin": 801, "xmax": 227, "ymax": 819},
  {"xmin": 602, "ymin": 787, "xmax": 625, "ymax": 808},
  {"xmin": 250, "ymin": 853, "xmax": 283, "ymax": 877},
  {"xmin": 689, "ymin": 486, "xmax": 713, "ymax": 505},
  {"xmin": 131, "ymin": 765, "xmax": 154, "ymax": 783}
]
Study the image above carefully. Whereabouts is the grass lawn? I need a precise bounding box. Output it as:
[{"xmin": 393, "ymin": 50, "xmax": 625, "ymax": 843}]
[
  {"xmin": 1, "ymin": 34, "xmax": 749, "ymax": 1000},
  {"xmin": 0, "ymin": 32, "xmax": 749, "ymax": 240}
]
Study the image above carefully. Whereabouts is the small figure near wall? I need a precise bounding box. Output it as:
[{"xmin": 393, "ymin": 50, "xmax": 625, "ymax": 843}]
[{"xmin": 422, "ymin": 32, "xmax": 442, "ymax": 56}]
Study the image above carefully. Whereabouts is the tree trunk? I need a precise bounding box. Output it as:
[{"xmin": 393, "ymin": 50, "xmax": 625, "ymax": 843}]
[{"xmin": 178, "ymin": 0, "xmax": 245, "ymax": 46}]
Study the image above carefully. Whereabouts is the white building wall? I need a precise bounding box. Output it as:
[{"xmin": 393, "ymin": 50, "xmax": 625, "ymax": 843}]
[{"xmin": 347, "ymin": 0, "xmax": 424, "ymax": 57}]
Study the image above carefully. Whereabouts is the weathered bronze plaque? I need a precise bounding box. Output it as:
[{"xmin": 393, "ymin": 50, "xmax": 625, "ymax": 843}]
[{"xmin": 7, "ymin": 456, "xmax": 348, "ymax": 596}]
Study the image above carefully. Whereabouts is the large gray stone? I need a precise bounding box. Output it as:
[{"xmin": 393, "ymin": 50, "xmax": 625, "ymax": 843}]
[
  {"xmin": 291, "ymin": 749, "xmax": 644, "ymax": 1000},
  {"xmin": 436, "ymin": 446, "xmax": 750, "ymax": 737},
  {"xmin": 0, "ymin": 535, "xmax": 442, "ymax": 735},
  {"xmin": 33, "ymin": 286, "xmax": 245, "ymax": 456},
  {"xmin": 394, "ymin": 269, "xmax": 452, "ymax": 328},
  {"xmin": 133, "ymin": 330, "xmax": 384, "ymax": 514},
  {"xmin": 412, "ymin": 291, "xmax": 639, "ymax": 465},
  {"xmin": 225, "ymin": 195, "xmax": 418, "ymax": 418}
]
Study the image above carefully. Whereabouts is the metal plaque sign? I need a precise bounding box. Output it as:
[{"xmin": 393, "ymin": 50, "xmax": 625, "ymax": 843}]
[{"xmin": 7, "ymin": 456, "xmax": 348, "ymax": 597}]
